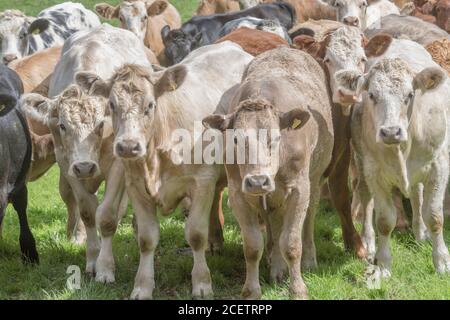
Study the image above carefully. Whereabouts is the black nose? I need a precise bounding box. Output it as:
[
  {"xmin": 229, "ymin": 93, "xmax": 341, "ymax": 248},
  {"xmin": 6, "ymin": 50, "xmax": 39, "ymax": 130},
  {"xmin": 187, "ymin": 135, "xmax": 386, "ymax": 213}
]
[
  {"xmin": 380, "ymin": 126, "xmax": 402, "ymax": 145},
  {"xmin": 116, "ymin": 140, "xmax": 142, "ymax": 158},
  {"xmin": 343, "ymin": 16, "xmax": 359, "ymax": 27},
  {"xmin": 3, "ymin": 54, "xmax": 17, "ymax": 64},
  {"xmin": 72, "ymin": 161, "xmax": 98, "ymax": 178}
]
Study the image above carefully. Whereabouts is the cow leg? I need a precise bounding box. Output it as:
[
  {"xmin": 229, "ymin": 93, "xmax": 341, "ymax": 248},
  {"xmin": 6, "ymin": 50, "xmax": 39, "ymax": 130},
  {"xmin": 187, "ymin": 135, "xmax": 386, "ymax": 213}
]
[
  {"xmin": 393, "ymin": 189, "xmax": 409, "ymax": 232},
  {"xmin": 279, "ymin": 185, "xmax": 309, "ymax": 300},
  {"xmin": 267, "ymin": 210, "xmax": 287, "ymax": 282},
  {"xmin": 372, "ymin": 185, "xmax": 396, "ymax": 278},
  {"xmin": 129, "ymin": 190, "xmax": 159, "ymax": 300},
  {"xmin": 354, "ymin": 154, "xmax": 376, "ymax": 261},
  {"xmin": 95, "ymin": 161, "xmax": 126, "ymax": 283},
  {"xmin": 70, "ymin": 182, "xmax": 100, "ymax": 275},
  {"xmin": 208, "ymin": 188, "xmax": 224, "ymax": 255},
  {"xmin": 301, "ymin": 179, "xmax": 321, "ymax": 271},
  {"xmin": 411, "ymin": 183, "xmax": 428, "ymax": 241},
  {"xmin": 186, "ymin": 184, "xmax": 215, "ymax": 299},
  {"xmin": 11, "ymin": 186, "xmax": 39, "ymax": 264},
  {"xmin": 329, "ymin": 146, "xmax": 366, "ymax": 258},
  {"xmin": 60, "ymin": 174, "xmax": 85, "ymax": 244},
  {"xmin": 422, "ymin": 158, "xmax": 450, "ymax": 273},
  {"xmin": 0, "ymin": 191, "xmax": 6, "ymax": 240},
  {"xmin": 230, "ymin": 191, "xmax": 264, "ymax": 300}
]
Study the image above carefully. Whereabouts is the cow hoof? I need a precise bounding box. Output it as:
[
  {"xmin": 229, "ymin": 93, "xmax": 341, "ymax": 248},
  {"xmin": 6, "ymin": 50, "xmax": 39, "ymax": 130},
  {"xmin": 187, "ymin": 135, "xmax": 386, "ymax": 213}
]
[
  {"xmin": 86, "ymin": 262, "xmax": 96, "ymax": 277},
  {"xmin": 380, "ymin": 267, "xmax": 391, "ymax": 278},
  {"xmin": 95, "ymin": 270, "xmax": 115, "ymax": 283},
  {"xmin": 207, "ymin": 241, "xmax": 223, "ymax": 256},
  {"xmin": 435, "ymin": 254, "xmax": 450, "ymax": 274},
  {"xmin": 130, "ymin": 287, "xmax": 153, "ymax": 300},
  {"xmin": 301, "ymin": 256, "xmax": 318, "ymax": 272},
  {"xmin": 241, "ymin": 285, "xmax": 261, "ymax": 300},
  {"xmin": 21, "ymin": 249, "xmax": 40, "ymax": 265},
  {"xmin": 414, "ymin": 229, "xmax": 430, "ymax": 242},
  {"xmin": 192, "ymin": 282, "xmax": 213, "ymax": 300},
  {"xmin": 290, "ymin": 285, "xmax": 308, "ymax": 300}
]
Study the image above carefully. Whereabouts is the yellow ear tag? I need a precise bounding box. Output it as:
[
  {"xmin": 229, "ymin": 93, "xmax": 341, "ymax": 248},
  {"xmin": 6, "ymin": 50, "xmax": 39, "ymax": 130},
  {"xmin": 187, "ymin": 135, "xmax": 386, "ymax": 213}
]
[
  {"xmin": 169, "ymin": 80, "xmax": 177, "ymax": 91},
  {"xmin": 32, "ymin": 28, "xmax": 41, "ymax": 35},
  {"xmin": 292, "ymin": 118, "xmax": 301, "ymax": 129}
]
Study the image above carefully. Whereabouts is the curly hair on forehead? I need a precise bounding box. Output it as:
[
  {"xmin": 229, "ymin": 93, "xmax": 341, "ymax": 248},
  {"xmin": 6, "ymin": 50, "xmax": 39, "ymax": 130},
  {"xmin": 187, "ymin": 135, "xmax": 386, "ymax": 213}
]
[
  {"xmin": 112, "ymin": 64, "xmax": 152, "ymax": 83},
  {"xmin": 237, "ymin": 98, "xmax": 275, "ymax": 112}
]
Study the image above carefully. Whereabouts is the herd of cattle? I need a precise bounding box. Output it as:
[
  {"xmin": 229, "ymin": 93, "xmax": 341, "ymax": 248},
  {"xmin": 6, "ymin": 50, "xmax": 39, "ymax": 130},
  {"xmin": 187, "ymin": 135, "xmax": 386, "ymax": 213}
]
[{"xmin": 0, "ymin": 0, "xmax": 450, "ymax": 300}]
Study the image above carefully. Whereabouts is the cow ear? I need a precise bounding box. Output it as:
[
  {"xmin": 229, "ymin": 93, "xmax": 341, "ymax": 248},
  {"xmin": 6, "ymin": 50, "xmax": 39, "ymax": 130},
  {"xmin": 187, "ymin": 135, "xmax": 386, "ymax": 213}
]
[
  {"xmin": 94, "ymin": 3, "xmax": 120, "ymax": 19},
  {"xmin": 75, "ymin": 72, "xmax": 112, "ymax": 97},
  {"xmin": 28, "ymin": 19, "xmax": 50, "ymax": 35},
  {"xmin": 153, "ymin": 65, "xmax": 187, "ymax": 98},
  {"xmin": 365, "ymin": 33, "xmax": 392, "ymax": 58},
  {"xmin": 203, "ymin": 114, "xmax": 234, "ymax": 131},
  {"xmin": 193, "ymin": 32, "xmax": 203, "ymax": 46},
  {"xmin": 335, "ymin": 70, "xmax": 368, "ymax": 97},
  {"xmin": 413, "ymin": 67, "xmax": 446, "ymax": 93},
  {"xmin": 293, "ymin": 35, "xmax": 327, "ymax": 60},
  {"xmin": 147, "ymin": 0, "xmax": 168, "ymax": 17},
  {"xmin": 20, "ymin": 93, "xmax": 56, "ymax": 125},
  {"xmin": 161, "ymin": 25, "xmax": 171, "ymax": 44},
  {"xmin": 280, "ymin": 109, "xmax": 310, "ymax": 131}
]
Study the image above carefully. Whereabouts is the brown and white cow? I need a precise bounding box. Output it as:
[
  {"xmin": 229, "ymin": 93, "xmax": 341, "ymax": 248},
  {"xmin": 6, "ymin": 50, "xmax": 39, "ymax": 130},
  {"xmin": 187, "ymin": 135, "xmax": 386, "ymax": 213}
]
[
  {"xmin": 203, "ymin": 47, "xmax": 334, "ymax": 299},
  {"xmin": 263, "ymin": 0, "xmax": 336, "ymax": 22},
  {"xmin": 337, "ymin": 38, "xmax": 450, "ymax": 274},
  {"xmin": 216, "ymin": 27, "xmax": 289, "ymax": 56},
  {"xmin": 95, "ymin": 0, "xmax": 181, "ymax": 65},
  {"xmin": 293, "ymin": 25, "xmax": 395, "ymax": 257},
  {"xmin": 20, "ymin": 24, "xmax": 151, "ymax": 274},
  {"xmin": 196, "ymin": 0, "xmax": 241, "ymax": 15},
  {"xmin": 74, "ymin": 41, "xmax": 253, "ymax": 299}
]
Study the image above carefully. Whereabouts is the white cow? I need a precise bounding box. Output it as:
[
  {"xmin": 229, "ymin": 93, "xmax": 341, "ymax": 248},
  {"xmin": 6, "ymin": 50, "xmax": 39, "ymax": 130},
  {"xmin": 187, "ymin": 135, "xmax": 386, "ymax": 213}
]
[
  {"xmin": 336, "ymin": 38, "xmax": 450, "ymax": 275},
  {"xmin": 20, "ymin": 24, "xmax": 151, "ymax": 275}
]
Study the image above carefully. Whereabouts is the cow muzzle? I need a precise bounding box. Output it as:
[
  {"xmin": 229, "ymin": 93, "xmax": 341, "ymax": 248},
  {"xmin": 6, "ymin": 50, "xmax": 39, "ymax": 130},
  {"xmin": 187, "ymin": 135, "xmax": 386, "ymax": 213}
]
[
  {"xmin": 242, "ymin": 174, "xmax": 275, "ymax": 195},
  {"xmin": 70, "ymin": 161, "xmax": 100, "ymax": 179},
  {"xmin": 334, "ymin": 89, "xmax": 360, "ymax": 106},
  {"xmin": 3, "ymin": 54, "xmax": 18, "ymax": 65},
  {"xmin": 343, "ymin": 16, "xmax": 360, "ymax": 27},
  {"xmin": 378, "ymin": 126, "xmax": 406, "ymax": 145},
  {"xmin": 115, "ymin": 139, "xmax": 144, "ymax": 159}
]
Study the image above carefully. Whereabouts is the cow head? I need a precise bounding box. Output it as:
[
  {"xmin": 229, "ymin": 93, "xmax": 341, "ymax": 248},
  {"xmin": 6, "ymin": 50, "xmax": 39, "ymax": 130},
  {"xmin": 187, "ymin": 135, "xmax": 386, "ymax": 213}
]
[
  {"xmin": 294, "ymin": 26, "xmax": 392, "ymax": 113},
  {"xmin": 203, "ymin": 99, "xmax": 310, "ymax": 196},
  {"xmin": 95, "ymin": 0, "xmax": 168, "ymax": 42},
  {"xmin": 75, "ymin": 64, "xmax": 187, "ymax": 160},
  {"xmin": 161, "ymin": 26, "xmax": 203, "ymax": 65},
  {"xmin": 336, "ymin": 58, "xmax": 446, "ymax": 145},
  {"xmin": 20, "ymin": 85, "xmax": 111, "ymax": 179},
  {"xmin": 0, "ymin": 10, "xmax": 50, "ymax": 64},
  {"xmin": 321, "ymin": 0, "xmax": 380, "ymax": 28}
]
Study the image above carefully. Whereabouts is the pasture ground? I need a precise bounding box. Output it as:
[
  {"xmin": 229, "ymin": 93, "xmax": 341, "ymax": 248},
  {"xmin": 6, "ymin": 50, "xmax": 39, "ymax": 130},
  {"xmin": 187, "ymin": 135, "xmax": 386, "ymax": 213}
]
[{"xmin": 1, "ymin": 0, "xmax": 450, "ymax": 300}]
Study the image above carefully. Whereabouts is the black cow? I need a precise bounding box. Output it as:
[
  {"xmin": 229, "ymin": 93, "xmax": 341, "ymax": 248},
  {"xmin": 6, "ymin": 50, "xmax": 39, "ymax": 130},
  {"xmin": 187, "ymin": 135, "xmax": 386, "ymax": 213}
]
[
  {"xmin": 161, "ymin": 3, "xmax": 295, "ymax": 65},
  {"xmin": 0, "ymin": 64, "xmax": 38, "ymax": 264}
]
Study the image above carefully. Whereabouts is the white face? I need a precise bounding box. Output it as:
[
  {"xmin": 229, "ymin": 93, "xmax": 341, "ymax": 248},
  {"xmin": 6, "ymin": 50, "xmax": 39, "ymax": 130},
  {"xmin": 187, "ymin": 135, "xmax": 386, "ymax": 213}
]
[
  {"xmin": 0, "ymin": 15, "xmax": 30, "ymax": 63},
  {"xmin": 325, "ymin": 0, "xmax": 369, "ymax": 28},
  {"xmin": 324, "ymin": 27, "xmax": 367, "ymax": 106},
  {"xmin": 118, "ymin": 1, "xmax": 148, "ymax": 42},
  {"xmin": 364, "ymin": 67, "xmax": 414, "ymax": 145}
]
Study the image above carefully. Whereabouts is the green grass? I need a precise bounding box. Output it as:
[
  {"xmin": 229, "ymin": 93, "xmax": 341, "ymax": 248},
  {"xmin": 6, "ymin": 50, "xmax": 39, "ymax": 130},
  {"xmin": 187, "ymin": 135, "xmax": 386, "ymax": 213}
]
[{"xmin": 1, "ymin": 0, "xmax": 450, "ymax": 300}]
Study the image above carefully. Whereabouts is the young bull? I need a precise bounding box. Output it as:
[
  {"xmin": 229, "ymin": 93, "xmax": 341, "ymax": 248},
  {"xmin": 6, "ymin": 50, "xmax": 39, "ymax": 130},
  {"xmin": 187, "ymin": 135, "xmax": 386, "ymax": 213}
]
[
  {"xmin": 0, "ymin": 3, "xmax": 100, "ymax": 65},
  {"xmin": 203, "ymin": 47, "xmax": 334, "ymax": 299},
  {"xmin": 337, "ymin": 43, "xmax": 450, "ymax": 275},
  {"xmin": 95, "ymin": 0, "xmax": 181, "ymax": 65},
  {"xmin": 320, "ymin": 0, "xmax": 399, "ymax": 29},
  {"xmin": 20, "ymin": 24, "xmax": 151, "ymax": 274},
  {"xmin": 75, "ymin": 41, "xmax": 253, "ymax": 299},
  {"xmin": 294, "ymin": 25, "xmax": 393, "ymax": 257},
  {"xmin": 0, "ymin": 64, "xmax": 38, "ymax": 264}
]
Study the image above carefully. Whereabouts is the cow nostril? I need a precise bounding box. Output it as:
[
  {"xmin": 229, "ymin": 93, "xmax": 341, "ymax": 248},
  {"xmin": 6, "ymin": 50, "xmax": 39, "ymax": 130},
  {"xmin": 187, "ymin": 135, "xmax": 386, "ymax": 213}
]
[
  {"xmin": 117, "ymin": 143, "xmax": 124, "ymax": 153},
  {"xmin": 133, "ymin": 143, "xmax": 141, "ymax": 152},
  {"xmin": 89, "ymin": 164, "xmax": 96, "ymax": 174},
  {"xmin": 74, "ymin": 165, "xmax": 81, "ymax": 174}
]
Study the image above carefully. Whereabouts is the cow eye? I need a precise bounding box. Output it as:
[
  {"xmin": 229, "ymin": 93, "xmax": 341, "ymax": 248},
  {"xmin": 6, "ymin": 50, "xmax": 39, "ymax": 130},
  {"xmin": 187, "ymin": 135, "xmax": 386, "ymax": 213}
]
[
  {"xmin": 333, "ymin": 1, "xmax": 341, "ymax": 7},
  {"xmin": 142, "ymin": 16, "xmax": 148, "ymax": 21},
  {"xmin": 361, "ymin": 57, "xmax": 367, "ymax": 63},
  {"xmin": 119, "ymin": 15, "xmax": 124, "ymax": 23},
  {"xmin": 368, "ymin": 93, "xmax": 376, "ymax": 102},
  {"xmin": 59, "ymin": 123, "xmax": 66, "ymax": 131},
  {"xmin": 109, "ymin": 101, "xmax": 115, "ymax": 111},
  {"xmin": 233, "ymin": 136, "xmax": 239, "ymax": 144},
  {"xmin": 360, "ymin": 1, "xmax": 368, "ymax": 8},
  {"xmin": 405, "ymin": 92, "xmax": 414, "ymax": 103},
  {"xmin": 145, "ymin": 102, "xmax": 155, "ymax": 115},
  {"xmin": 324, "ymin": 57, "xmax": 330, "ymax": 64}
]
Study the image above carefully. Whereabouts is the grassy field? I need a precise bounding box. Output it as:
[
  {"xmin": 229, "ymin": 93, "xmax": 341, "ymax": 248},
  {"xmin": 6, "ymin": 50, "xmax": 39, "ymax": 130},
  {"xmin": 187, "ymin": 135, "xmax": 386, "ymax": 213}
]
[{"xmin": 1, "ymin": 0, "xmax": 450, "ymax": 300}]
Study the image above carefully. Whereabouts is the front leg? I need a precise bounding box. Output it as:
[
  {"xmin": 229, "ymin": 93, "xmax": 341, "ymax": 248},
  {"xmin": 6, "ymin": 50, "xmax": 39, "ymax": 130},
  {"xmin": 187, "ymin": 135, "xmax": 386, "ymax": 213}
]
[
  {"xmin": 229, "ymin": 189, "xmax": 264, "ymax": 300},
  {"xmin": 280, "ymin": 183, "xmax": 310, "ymax": 300},
  {"xmin": 186, "ymin": 183, "xmax": 216, "ymax": 299},
  {"xmin": 410, "ymin": 183, "xmax": 428, "ymax": 241},
  {"xmin": 422, "ymin": 156, "xmax": 450, "ymax": 273},
  {"xmin": 95, "ymin": 160, "xmax": 127, "ymax": 283},
  {"xmin": 70, "ymin": 180, "xmax": 100, "ymax": 275},
  {"xmin": 369, "ymin": 182, "xmax": 396, "ymax": 278},
  {"xmin": 59, "ymin": 174, "xmax": 85, "ymax": 244},
  {"xmin": 128, "ymin": 185, "xmax": 159, "ymax": 300}
]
